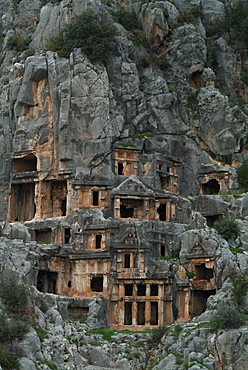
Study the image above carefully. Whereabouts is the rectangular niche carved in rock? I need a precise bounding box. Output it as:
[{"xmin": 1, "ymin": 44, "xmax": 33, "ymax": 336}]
[
  {"xmin": 68, "ymin": 305, "xmax": 89, "ymax": 317},
  {"xmin": 42, "ymin": 180, "xmax": 67, "ymax": 218},
  {"xmin": 13, "ymin": 154, "xmax": 37, "ymax": 173},
  {"xmin": 123, "ymin": 253, "xmax": 131, "ymax": 268},
  {"xmin": 63, "ymin": 228, "xmax": 71, "ymax": 244},
  {"xmin": 190, "ymin": 290, "xmax": 216, "ymax": 319},
  {"xmin": 115, "ymin": 148, "xmax": 138, "ymax": 176},
  {"xmin": 124, "ymin": 301, "xmax": 132, "ymax": 325},
  {"xmin": 137, "ymin": 301, "xmax": 145, "ymax": 325},
  {"xmin": 92, "ymin": 191, "xmax": 99, "ymax": 206},
  {"xmin": 37, "ymin": 270, "xmax": 57, "ymax": 294},
  {"xmin": 124, "ymin": 284, "xmax": 133, "ymax": 296},
  {"xmin": 157, "ymin": 203, "xmax": 166, "ymax": 221},
  {"xmin": 35, "ymin": 228, "xmax": 52, "ymax": 243},
  {"xmin": 120, "ymin": 199, "xmax": 143, "ymax": 219},
  {"xmin": 195, "ymin": 264, "xmax": 213, "ymax": 281},
  {"xmin": 91, "ymin": 276, "xmax": 103, "ymax": 292},
  {"xmin": 160, "ymin": 244, "xmax": 166, "ymax": 257},
  {"xmin": 150, "ymin": 284, "xmax": 158, "ymax": 296},
  {"xmin": 9, "ymin": 183, "xmax": 36, "ymax": 221},
  {"xmin": 95, "ymin": 234, "xmax": 102, "ymax": 249},
  {"xmin": 150, "ymin": 302, "xmax": 158, "ymax": 325},
  {"xmin": 137, "ymin": 284, "xmax": 146, "ymax": 296}
]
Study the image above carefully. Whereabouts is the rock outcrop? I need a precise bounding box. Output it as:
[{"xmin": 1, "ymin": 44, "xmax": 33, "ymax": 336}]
[{"xmin": 1, "ymin": 0, "xmax": 248, "ymax": 369}]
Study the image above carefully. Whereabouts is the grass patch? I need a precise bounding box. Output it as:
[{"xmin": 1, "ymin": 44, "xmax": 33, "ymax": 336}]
[
  {"xmin": 132, "ymin": 131, "xmax": 154, "ymax": 138},
  {"xmin": 34, "ymin": 326, "xmax": 48, "ymax": 342},
  {"xmin": 88, "ymin": 328, "xmax": 116, "ymax": 342},
  {"xmin": 229, "ymin": 246, "xmax": 243, "ymax": 254}
]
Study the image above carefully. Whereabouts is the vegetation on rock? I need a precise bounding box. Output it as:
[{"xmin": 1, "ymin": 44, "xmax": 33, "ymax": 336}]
[
  {"xmin": 46, "ymin": 10, "xmax": 117, "ymax": 62},
  {"xmin": 210, "ymin": 305, "xmax": 245, "ymax": 330},
  {"xmin": 114, "ymin": 9, "xmax": 141, "ymax": 31},
  {"xmin": 237, "ymin": 161, "xmax": 248, "ymax": 191},
  {"xmin": 213, "ymin": 217, "xmax": 240, "ymax": 240}
]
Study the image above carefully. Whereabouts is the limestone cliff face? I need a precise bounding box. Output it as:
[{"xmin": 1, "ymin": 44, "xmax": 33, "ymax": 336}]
[
  {"xmin": 1, "ymin": 0, "xmax": 248, "ymax": 369},
  {"xmin": 1, "ymin": 0, "xmax": 247, "ymax": 219}
]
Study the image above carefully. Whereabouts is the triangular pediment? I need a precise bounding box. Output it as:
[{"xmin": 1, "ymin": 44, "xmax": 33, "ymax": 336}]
[
  {"xmin": 189, "ymin": 242, "xmax": 207, "ymax": 255},
  {"xmin": 112, "ymin": 175, "xmax": 154, "ymax": 196},
  {"xmin": 120, "ymin": 233, "xmax": 138, "ymax": 245}
]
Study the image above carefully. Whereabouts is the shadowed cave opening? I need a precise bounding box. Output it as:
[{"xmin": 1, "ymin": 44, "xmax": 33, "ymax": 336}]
[{"xmin": 202, "ymin": 179, "xmax": 220, "ymax": 195}]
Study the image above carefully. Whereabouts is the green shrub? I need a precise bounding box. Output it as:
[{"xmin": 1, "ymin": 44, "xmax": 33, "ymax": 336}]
[
  {"xmin": 241, "ymin": 73, "xmax": 248, "ymax": 86},
  {"xmin": 210, "ymin": 305, "xmax": 245, "ymax": 330},
  {"xmin": 206, "ymin": 1, "xmax": 248, "ymax": 47},
  {"xmin": 115, "ymin": 9, "xmax": 141, "ymax": 31},
  {"xmin": 206, "ymin": 43, "xmax": 219, "ymax": 69},
  {"xmin": 0, "ymin": 344, "xmax": 19, "ymax": 370},
  {"xmin": 6, "ymin": 33, "xmax": 31, "ymax": 52},
  {"xmin": 0, "ymin": 271, "xmax": 29, "ymax": 314},
  {"xmin": 178, "ymin": 5, "xmax": 202, "ymax": 25},
  {"xmin": 213, "ymin": 217, "xmax": 240, "ymax": 240},
  {"xmin": 0, "ymin": 312, "xmax": 29, "ymax": 344},
  {"xmin": 148, "ymin": 325, "xmax": 168, "ymax": 346},
  {"xmin": 237, "ymin": 161, "xmax": 248, "ymax": 190},
  {"xmin": 46, "ymin": 10, "xmax": 116, "ymax": 62},
  {"xmin": 231, "ymin": 272, "xmax": 248, "ymax": 308}
]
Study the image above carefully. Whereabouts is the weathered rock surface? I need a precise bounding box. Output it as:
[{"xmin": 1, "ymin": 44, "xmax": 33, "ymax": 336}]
[{"xmin": 1, "ymin": 0, "xmax": 248, "ymax": 369}]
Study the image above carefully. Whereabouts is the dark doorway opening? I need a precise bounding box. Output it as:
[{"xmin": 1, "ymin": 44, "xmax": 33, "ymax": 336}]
[
  {"xmin": 93, "ymin": 191, "xmax": 99, "ymax": 206},
  {"xmin": 10, "ymin": 183, "xmax": 36, "ymax": 221},
  {"xmin": 118, "ymin": 162, "xmax": 124, "ymax": 175},
  {"xmin": 95, "ymin": 234, "xmax": 102, "ymax": 249},
  {"xmin": 124, "ymin": 302, "xmax": 132, "ymax": 325},
  {"xmin": 205, "ymin": 215, "xmax": 220, "ymax": 227},
  {"xmin": 124, "ymin": 254, "xmax": 131, "ymax": 268},
  {"xmin": 189, "ymin": 290, "xmax": 216, "ymax": 319},
  {"xmin": 137, "ymin": 302, "xmax": 145, "ymax": 325},
  {"xmin": 160, "ymin": 244, "xmax": 166, "ymax": 257},
  {"xmin": 37, "ymin": 270, "xmax": 57, "ymax": 294},
  {"xmin": 120, "ymin": 204, "xmax": 134, "ymax": 218},
  {"xmin": 137, "ymin": 284, "xmax": 146, "ymax": 296},
  {"xmin": 61, "ymin": 198, "xmax": 67, "ymax": 216},
  {"xmin": 91, "ymin": 276, "xmax": 103, "ymax": 292},
  {"xmin": 125, "ymin": 284, "xmax": 133, "ymax": 296},
  {"xmin": 13, "ymin": 154, "xmax": 37, "ymax": 173},
  {"xmin": 189, "ymin": 71, "xmax": 202, "ymax": 89},
  {"xmin": 195, "ymin": 264, "xmax": 213, "ymax": 280},
  {"xmin": 151, "ymin": 284, "xmax": 158, "ymax": 296},
  {"xmin": 202, "ymin": 179, "xmax": 220, "ymax": 195},
  {"xmin": 64, "ymin": 228, "xmax": 71, "ymax": 244},
  {"xmin": 157, "ymin": 203, "xmax": 166, "ymax": 221},
  {"xmin": 150, "ymin": 302, "xmax": 158, "ymax": 325},
  {"xmin": 160, "ymin": 175, "xmax": 170, "ymax": 190}
]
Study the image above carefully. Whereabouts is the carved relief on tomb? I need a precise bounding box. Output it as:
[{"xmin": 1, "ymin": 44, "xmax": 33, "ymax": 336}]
[
  {"xmin": 114, "ymin": 148, "xmax": 139, "ymax": 176},
  {"xmin": 109, "ymin": 279, "xmax": 173, "ymax": 330},
  {"xmin": 199, "ymin": 170, "xmax": 233, "ymax": 195},
  {"xmin": 112, "ymin": 175, "xmax": 155, "ymax": 221},
  {"xmin": 73, "ymin": 185, "xmax": 109, "ymax": 210},
  {"xmin": 157, "ymin": 160, "xmax": 179, "ymax": 194}
]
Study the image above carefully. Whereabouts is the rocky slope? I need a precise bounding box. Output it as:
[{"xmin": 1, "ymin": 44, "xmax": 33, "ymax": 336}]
[{"xmin": 1, "ymin": 0, "xmax": 248, "ymax": 369}]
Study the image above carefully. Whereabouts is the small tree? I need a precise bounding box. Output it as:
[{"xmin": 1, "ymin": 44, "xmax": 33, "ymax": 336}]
[
  {"xmin": 210, "ymin": 305, "xmax": 245, "ymax": 330},
  {"xmin": 0, "ymin": 271, "xmax": 29, "ymax": 314},
  {"xmin": 237, "ymin": 161, "xmax": 248, "ymax": 191},
  {"xmin": 46, "ymin": 10, "xmax": 116, "ymax": 62},
  {"xmin": 213, "ymin": 217, "xmax": 240, "ymax": 241}
]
